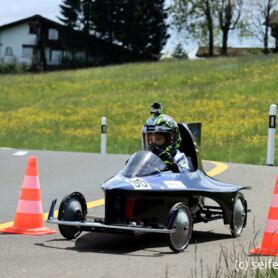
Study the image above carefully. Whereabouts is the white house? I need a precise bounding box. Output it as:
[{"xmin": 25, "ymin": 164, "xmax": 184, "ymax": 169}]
[
  {"xmin": 0, "ymin": 15, "xmax": 74, "ymax": 66},
  {"xmin": 0, "ymin": 14, "xmax": 147, "ymax": 69}
]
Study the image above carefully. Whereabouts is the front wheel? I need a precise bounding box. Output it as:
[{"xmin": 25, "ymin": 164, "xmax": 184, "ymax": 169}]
[
  {"xmin": 58, "ymin": 192, "xmax": 87, "ymax": 240},
  {"xmin": 230, "ymin": 192, "xmax": 246, "ymax": 237},
  {"xmin": 168, "ymin": 203, "xmax": 193, "ymax": 253}
]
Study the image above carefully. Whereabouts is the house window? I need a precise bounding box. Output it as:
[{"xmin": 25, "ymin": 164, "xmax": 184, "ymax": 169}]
[
  {"xmin": 48, "ymin": 29, "xmax": 59, "ymax": 40},
  {"xmin": 5, "ymin": 47, "xmax": 13, "ymax": 56},
  {"xmin": 29, "ymin": 25, "xmax": 37, "ymax": 34},
  {"xmin": 22, "ymin": 46, "xmax": 34, "ymax": 59},
  {"xmin": 50, "ymin": 50, "xmax": 62, "ymax": 62},
  {"xmin": 63, "ymin": 51, "xmax": 72, "ymax": 59}
]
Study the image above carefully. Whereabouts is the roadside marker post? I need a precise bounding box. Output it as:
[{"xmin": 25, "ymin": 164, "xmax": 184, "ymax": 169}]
[
  {"xmin": 267, "ymin": 104, "xmax": 277, "ymax": 166},
  {"xmin": 101, "ymin": 116, "xmax": 107, "ymax": 155}
]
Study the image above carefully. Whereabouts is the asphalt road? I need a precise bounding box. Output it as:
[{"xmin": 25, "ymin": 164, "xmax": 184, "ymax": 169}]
[{"xmin": 0, "ymin": 148, "xmax": 277, "ymax": 278}]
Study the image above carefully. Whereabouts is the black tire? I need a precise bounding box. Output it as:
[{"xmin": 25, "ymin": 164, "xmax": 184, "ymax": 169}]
[
  {"xmin": 168, "ymin": 203, "xmax": 193, "ymax": 253},
  {"xmin": 230, "ymin": 192, "xmax": 246, "ymax": 237},
  {"xmin": 58, "ymin": 192, "xmax": 87, "ymax": 240}
]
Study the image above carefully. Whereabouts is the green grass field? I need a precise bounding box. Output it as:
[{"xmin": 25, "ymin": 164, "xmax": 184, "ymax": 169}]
[{"xmin": 0, "ymin": 55, "xmax": 277, "ymax": 165}]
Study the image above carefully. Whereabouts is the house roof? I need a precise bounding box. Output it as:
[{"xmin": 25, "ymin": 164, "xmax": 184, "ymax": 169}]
[
  {"xmin": 0, "ymin": 14, "xmax": 64, "ymax": 31},
  {"xmin": 196, "ymin": 47, "xmax": 266, "ymax": 57}
]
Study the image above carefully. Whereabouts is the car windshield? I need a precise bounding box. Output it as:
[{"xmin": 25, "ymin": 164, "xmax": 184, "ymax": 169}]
[{"xmin": 122, "ymin": 151, "xmax": 167, "ymax": 178}]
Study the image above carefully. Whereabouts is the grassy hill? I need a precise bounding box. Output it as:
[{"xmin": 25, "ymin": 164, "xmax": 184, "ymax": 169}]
[{"xmin": 0, "ymin": 55, "xmax": 277, "ymax": 165}]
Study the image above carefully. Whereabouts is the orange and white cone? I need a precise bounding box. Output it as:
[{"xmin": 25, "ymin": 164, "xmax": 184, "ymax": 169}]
[
  {"xmin": 250, "ymin": 176, "xmax": 278, "ymax": 256},
  {"xmin": 0, "ymin": 156, "xmax": 56, "ymax": 235}
]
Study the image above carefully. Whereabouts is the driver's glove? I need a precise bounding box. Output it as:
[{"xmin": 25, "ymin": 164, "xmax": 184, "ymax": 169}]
[
  {"xmin": 159, "ymin": 151, "xmax": 179, "ymax": 173},
  {"xmin": 152, "ymin": 146, "xmax": 164, "ymax": 156},
  {"xmin": 159, "ymin": 151, "xmax": 173, "ymax": 164}
]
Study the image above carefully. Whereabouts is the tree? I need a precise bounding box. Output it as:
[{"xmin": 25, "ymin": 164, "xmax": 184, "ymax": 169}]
[
  {"xmin": 59, "ymin": 0, "xmax": 81, "ymax": 29},
  {"xmin": 171, "ymin": 0, "xmax": 218, "ymax": 56},
  {"xmin": 90, "ymin": 0, "xmax": 119, "ymax": 44},
  {"xmin": 81, "ymin": 0, "xmax": 94, "ymax": 32},
  {"xmin": 172, "ymin": 42, "xmax": 188, "ymax": 58},
  {"xmin": 81, "ymin": 0, "xmax": 95, "ymax": 64},
  {"xmin": 92, "ymin": 0, "xmax": 169, "ymax": 58},
  {"xmin": 59, "ymin": 0, "xmax": 169, "ymax": 60},
  {"xmin": 37, "ymin": 23, "xmax": 47, "ymax": 70},
  {"xmin": 249, "ymin": 0, "xmax": 278, "ymax": 53},
  {"xmin": 217, "ymin": 0, "xmax": 243, "ymax": 55},
  {"xmin": 116, "ymin": 0, "xmax": 169, "ymax": 57},
  {"xmin": 59, "ymin": 0, "xmax": 93, "ymax": 63}
]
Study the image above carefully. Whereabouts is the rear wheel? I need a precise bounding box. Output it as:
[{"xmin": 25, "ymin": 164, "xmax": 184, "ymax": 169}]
[
  {"xmin": 58, "ymin": 192, "xmax": 87, "ymax": 240},
  {"xmin": 168, "ymin": 203, "xmax": 193, "ymax": 253},
  {"xmin": 230, "ymin": 193, "xmax": 246, "ymax": 237}
]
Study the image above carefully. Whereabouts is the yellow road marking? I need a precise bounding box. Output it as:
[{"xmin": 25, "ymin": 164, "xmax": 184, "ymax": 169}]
[
  {"xmin": 0, "ymin": 221, "xmax": 13, "ymax": 230},
  {"xmin": 0, "ymin": 160, "xmax": 227, "ymax": 229},
  {"xmin": 206, "ymin": 161, "xmax": 229, "ymax": 177}
]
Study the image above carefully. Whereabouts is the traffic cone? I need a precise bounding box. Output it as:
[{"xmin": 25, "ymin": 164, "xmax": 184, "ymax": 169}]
[
  {"xmin": 250, "ymin": 176, "xmax": 278, "ymax": 256},
  {"xmin": 0, "ymin": 156, "xmax": 56, "ymax": 235}
]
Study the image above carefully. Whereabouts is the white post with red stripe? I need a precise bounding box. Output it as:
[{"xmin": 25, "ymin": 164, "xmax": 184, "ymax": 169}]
[
  {"xmin": 101, "ymin": 116, "xmax": 107, "ymax": 155},
  {"xmin": 267, "ymin": 104, "xmax": 277, "ymax": 166}
]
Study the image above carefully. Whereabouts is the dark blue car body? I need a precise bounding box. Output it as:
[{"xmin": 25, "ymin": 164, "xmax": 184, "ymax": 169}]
[{"xmin": 48, "ymin": 123, "xmax": 249, "ymax": 252}]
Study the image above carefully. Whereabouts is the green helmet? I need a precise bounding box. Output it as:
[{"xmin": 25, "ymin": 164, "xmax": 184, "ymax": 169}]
[{"xmin": 142, "ymin": 114, "xmax": 181, "ymax": 157}]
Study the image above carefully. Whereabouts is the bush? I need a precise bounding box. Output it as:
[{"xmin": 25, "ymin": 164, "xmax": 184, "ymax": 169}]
[
  {"xmin": 0, "ymin": 61, "xmax": 29, "ymax": 74},
  {"xmin": 172, "ymin": 43, "xmax": 188, "ymax": 59}
]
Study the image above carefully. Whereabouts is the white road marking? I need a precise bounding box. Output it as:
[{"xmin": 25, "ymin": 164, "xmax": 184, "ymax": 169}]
[{"xmin": 13, "ymin": 151, "xmax": 28, "ymax": 156}]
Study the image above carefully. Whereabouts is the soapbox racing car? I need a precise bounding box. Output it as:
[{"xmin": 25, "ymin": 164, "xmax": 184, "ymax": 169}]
[{"xmin": 48, "ymin": 123, "xmax": 250, "ymax": 253}]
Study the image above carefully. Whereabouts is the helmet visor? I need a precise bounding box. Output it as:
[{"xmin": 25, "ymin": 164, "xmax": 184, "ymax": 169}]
[{"xmin": 142, "ymin": 131, "xmax": 173, "ymax": 152}]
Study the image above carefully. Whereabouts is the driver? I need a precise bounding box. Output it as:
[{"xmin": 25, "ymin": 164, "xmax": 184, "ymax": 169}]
[{"xmin": 141, "ymin": 103, "xmax": 189, "ymax": 173}]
